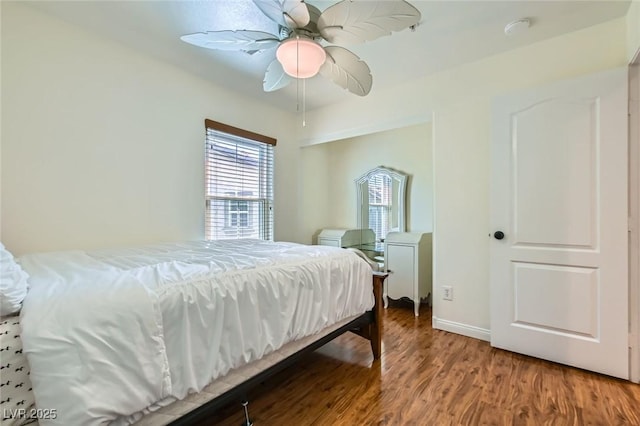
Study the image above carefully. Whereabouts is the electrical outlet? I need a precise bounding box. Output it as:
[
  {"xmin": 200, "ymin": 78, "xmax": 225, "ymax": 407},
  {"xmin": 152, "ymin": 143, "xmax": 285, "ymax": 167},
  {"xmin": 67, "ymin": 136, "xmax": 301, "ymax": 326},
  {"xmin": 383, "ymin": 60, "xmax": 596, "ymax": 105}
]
[{"xmin": 442, "ymin": 286, "xmax": 453, "ymax": 301}]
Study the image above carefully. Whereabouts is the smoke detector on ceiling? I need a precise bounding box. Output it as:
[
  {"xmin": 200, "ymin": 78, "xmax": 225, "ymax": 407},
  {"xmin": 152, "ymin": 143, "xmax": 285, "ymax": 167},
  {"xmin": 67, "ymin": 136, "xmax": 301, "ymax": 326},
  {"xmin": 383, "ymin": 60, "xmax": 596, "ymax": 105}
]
[{"xmin": 504, "ymin": 18, "xmax": 530, "ymax": 36}]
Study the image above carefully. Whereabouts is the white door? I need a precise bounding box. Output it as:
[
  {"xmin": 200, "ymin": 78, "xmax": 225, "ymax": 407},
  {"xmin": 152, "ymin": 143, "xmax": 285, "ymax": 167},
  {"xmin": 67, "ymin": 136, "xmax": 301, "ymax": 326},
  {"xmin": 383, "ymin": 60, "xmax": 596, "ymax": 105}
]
[{"xmin": 490, "ymin": 68, "xmax": 629, "ymax": 379}]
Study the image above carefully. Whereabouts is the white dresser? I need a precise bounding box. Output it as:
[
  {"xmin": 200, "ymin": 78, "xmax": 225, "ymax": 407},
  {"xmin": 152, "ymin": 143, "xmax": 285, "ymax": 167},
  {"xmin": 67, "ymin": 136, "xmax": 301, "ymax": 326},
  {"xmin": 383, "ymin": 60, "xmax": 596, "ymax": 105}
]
[{"xmin": 384, "ymin": 232, "xmax": 432, "ymax": 316}]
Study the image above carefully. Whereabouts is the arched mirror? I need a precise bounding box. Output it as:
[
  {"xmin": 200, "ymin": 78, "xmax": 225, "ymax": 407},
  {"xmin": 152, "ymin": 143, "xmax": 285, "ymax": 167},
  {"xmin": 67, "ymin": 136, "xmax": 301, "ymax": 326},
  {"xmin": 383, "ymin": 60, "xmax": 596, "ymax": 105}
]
[{"xmin": 356, "ymin": 166, "xmax": 408, "ymax": 244}]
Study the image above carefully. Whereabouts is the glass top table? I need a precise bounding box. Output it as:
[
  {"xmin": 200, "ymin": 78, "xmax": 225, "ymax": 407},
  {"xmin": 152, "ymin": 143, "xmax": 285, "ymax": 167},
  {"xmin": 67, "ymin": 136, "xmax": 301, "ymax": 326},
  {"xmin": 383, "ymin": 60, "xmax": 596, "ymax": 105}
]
[{"xmin": 345, "ymin": 241, "xmax": 385, "ymax": 265}]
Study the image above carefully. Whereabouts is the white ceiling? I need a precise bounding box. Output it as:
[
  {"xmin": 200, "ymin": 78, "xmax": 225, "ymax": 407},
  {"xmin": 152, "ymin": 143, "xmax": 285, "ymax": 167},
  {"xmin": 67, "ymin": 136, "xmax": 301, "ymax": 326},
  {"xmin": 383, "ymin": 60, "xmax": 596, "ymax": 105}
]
[{"xmin": 26, "ymin": 0, "xmax": 630, "ymax": 112}]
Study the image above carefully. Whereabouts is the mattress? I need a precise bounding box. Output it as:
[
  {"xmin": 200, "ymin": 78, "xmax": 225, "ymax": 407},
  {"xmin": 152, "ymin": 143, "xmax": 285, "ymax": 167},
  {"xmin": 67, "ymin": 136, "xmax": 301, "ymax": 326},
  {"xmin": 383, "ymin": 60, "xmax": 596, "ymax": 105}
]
[
  {"xmin": 18, "ymin": 240, "xmax": 373, "ymax": 425},
  {"xmin": 131, "ymin": 313, "xmax": 361, "ymax": 425},
  {"xmin": 3, "ymin": 313, "xmax": 360, "ymax": 426}
]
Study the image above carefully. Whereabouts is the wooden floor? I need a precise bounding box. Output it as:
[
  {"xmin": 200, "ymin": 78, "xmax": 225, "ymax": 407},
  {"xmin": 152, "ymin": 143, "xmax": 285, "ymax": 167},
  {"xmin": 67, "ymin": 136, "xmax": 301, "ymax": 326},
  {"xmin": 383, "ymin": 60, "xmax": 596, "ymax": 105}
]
[{"xmin": 200, "ymin": 303, "xmax": 640, "ymax": 425}]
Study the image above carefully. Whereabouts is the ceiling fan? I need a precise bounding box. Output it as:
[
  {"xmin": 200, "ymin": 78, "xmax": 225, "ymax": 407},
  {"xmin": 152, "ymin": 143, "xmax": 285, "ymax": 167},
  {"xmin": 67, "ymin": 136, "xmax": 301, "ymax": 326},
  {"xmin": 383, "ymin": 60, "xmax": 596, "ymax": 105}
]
[{"xmin": 180, "ymin": 0, "xmax": 421, "ymax": 97}]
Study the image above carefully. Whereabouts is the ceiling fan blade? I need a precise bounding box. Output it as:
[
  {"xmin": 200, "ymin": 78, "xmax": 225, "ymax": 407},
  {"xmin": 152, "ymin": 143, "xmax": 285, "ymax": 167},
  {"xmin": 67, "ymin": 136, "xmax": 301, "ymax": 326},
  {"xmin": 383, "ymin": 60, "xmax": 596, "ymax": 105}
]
[
  {"xmin": 263, "ymin": 59, "xmax": 292, "ymax": 92},
  {"xmin": 180, "ymin": 30, "xmax": 280, "ymax": 51},
  {"xmin": 252, "ymin": 0, "xmax": 310, "ymax": 29},
  {"xmin": 319, "ymin": 46, "xmax": 372, "ymax": 96},
  {"xmin": 318, "ymin": 0, "xmax": 421, "ymax": 44},
  {"xmin": 302, "ymin": 3, "xmax": 322, "ymax": 34}
]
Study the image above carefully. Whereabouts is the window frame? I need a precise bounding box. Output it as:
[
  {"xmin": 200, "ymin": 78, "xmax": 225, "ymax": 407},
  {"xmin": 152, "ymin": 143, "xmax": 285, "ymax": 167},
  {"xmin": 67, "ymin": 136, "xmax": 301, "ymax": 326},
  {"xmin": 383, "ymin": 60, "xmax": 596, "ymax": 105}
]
[{"xmin": 204, "ymin": 120, "xmax": 276, "ymax": 241}]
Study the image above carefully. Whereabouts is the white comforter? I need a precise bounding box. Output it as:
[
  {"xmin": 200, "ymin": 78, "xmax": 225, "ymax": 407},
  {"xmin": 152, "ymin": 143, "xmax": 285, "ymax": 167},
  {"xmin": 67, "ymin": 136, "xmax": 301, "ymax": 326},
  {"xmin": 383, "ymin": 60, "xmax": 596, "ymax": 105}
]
[{"xmin": 19, "ymin": 240, "xmax": 373, "ymax": 425}]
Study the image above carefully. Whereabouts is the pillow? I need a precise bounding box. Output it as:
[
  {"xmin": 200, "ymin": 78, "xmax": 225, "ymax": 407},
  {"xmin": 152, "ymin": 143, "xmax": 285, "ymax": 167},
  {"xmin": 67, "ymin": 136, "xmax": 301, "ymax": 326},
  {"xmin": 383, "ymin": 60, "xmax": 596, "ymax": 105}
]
[
  {"xmin": 0, "ymin": 316, "xmax": 37, "ymax": 425},
  {"xmin": 0, "ymin": 243, "xmax": 29, "ymax": 316}
]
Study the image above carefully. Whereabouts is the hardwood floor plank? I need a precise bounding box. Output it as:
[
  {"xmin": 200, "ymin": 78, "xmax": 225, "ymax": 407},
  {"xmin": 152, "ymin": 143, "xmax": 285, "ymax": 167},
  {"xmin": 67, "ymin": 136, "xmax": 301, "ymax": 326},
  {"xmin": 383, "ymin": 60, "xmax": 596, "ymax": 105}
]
[{"xmin": 198, "ymin": 306, "xmax": 640, "ymax": 425}]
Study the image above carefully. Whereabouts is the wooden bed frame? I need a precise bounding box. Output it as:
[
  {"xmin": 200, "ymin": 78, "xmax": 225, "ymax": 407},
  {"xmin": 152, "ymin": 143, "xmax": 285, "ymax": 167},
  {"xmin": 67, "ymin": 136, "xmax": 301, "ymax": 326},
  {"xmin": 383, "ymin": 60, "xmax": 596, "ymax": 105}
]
[{"xmin": 169, "ymin": 272, "xmax": 387, "ymax": 425}]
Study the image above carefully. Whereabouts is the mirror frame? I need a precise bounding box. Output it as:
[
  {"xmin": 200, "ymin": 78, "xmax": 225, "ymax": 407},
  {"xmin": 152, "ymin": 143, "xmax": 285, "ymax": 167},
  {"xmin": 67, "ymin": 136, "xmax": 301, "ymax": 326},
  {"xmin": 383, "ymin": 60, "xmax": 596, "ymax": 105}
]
[{"xmin": 355, "ymin": 166, "xmax": 409, "ymax": 235}]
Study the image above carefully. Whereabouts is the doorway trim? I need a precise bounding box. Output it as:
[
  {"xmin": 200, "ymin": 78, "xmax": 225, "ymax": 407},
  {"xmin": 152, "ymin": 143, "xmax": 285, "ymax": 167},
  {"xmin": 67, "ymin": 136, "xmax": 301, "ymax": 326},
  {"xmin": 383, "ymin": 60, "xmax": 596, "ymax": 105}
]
[{"xmin": 630, "ymin": 51, "xmax": 640, "ymax": 384}]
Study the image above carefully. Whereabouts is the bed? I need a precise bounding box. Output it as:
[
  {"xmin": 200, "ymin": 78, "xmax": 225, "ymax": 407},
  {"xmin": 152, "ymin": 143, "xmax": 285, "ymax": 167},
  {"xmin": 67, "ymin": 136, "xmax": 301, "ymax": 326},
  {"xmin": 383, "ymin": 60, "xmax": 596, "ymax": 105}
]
[{"xmin": 3, "ymin": 240, "xmax": 384, "ymax": 425}]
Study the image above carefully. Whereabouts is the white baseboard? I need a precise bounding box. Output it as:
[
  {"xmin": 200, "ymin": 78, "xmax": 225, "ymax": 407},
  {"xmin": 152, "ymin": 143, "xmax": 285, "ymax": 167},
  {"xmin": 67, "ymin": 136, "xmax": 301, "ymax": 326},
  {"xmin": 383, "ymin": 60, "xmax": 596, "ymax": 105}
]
[{"xmin": 432, "ymin": 316, "xmax": 491, "ymax": 342}]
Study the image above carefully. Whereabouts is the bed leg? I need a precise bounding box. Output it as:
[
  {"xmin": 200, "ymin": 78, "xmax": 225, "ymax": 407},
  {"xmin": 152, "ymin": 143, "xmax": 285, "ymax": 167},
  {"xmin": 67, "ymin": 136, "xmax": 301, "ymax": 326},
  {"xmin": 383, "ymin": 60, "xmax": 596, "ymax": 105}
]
[
  {"xmin": 241, "ymin": 400, "xmax": 253, "ymax": 426},
  {"xmin": 371, "ymin": 272, "xmax": 387, "ymax": 360}
]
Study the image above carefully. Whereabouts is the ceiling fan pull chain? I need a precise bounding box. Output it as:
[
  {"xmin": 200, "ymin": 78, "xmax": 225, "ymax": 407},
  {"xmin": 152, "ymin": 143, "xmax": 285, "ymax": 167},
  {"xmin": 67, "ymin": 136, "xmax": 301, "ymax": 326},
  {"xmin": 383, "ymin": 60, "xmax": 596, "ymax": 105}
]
[
  {"xmin": 296, "ymin": 75, "xmax": 299, "ymax": 113},
  {"xmin": 296, "ymin": 34, "xmax": 300, "ymax": 79},
  {"xmin": 296, "ymin": 35, "xmax": 300, "ymax": 114},
  {"xmin": 295, "ymin": 34, "xmax": 307, "ymax": 127}
]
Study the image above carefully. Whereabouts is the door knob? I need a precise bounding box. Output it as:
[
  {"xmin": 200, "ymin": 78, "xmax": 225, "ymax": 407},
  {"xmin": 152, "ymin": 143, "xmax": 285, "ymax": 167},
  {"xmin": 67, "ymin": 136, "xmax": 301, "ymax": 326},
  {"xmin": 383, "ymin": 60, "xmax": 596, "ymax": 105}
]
[{"xmin": 494, "ymin": 231, "xmax": 505, "ymax": 240}]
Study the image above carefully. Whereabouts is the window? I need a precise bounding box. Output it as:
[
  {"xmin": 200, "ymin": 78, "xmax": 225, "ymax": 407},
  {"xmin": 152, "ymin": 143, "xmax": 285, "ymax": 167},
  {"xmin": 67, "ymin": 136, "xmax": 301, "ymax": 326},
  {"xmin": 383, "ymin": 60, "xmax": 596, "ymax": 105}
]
[
  {"xmin": 205, "ymin": 120, "xmax": 275, "ymax": 241},
  {"xmin": 368, "ymin": 173, "xmax": 393, "ymax": 242},
  {"xmin": 228, "ymin": 200, "xmax": 249, "ymax": 228}
]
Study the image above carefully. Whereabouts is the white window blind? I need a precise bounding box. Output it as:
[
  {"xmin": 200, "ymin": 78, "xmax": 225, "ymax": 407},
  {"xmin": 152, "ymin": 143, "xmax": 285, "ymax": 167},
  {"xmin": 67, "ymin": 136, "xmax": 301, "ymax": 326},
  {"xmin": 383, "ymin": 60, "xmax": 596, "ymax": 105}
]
[
  {"xmin": 368, "ymin": 173, "xmax": 392, "ymax": 242},
  {"xmin": 205, "ymin": 120, "xmax": 275, "ymax": 241}
]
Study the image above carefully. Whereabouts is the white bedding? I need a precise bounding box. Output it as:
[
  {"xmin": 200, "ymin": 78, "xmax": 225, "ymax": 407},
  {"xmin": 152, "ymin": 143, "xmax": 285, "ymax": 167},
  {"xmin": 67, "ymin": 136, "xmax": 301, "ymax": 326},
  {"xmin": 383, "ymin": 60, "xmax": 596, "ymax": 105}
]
[{"xmin": 18, "ymin": 240, "xmax": 373, "ymax": 425}]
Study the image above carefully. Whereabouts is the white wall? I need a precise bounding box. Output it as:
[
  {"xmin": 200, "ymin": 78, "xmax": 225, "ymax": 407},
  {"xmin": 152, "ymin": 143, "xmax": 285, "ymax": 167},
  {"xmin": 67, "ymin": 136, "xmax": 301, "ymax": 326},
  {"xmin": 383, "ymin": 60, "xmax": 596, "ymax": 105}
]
[
  {"xmin": 297, "ymin": 142, "xmax": 332, "ymax": 245},
  {"xmin": 300, "ymin": 19, "xmax": 627, "ymax": 146},
  {"xmin": 298, "ymin": 18, "xmax": 627, "ymax": 335},
  {"xmin": 300, "ymin": 123, "xmax": 433, "ymax": 241},
  {"xmin": 628, "ymin": 1, "xmax": 640, "ymax": 62},
  {"xmin": 1, "ymin": 3, "xmax": 300, "ymax": 256}
]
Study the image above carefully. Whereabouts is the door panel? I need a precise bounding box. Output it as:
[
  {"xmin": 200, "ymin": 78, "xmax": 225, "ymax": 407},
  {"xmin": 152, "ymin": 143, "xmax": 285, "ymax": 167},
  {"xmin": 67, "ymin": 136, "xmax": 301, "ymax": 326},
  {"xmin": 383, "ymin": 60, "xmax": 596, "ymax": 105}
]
[
  {"xmin": 513, "ymin": 98, "xmax": 597, "ymax": 248},
  {"xmin": 513, "ymin": 262, "xmax": 598, "ymax": 337},
  {"xmin": 490, "ymin": 68, "xmax": 628, "ymax": 379}
]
